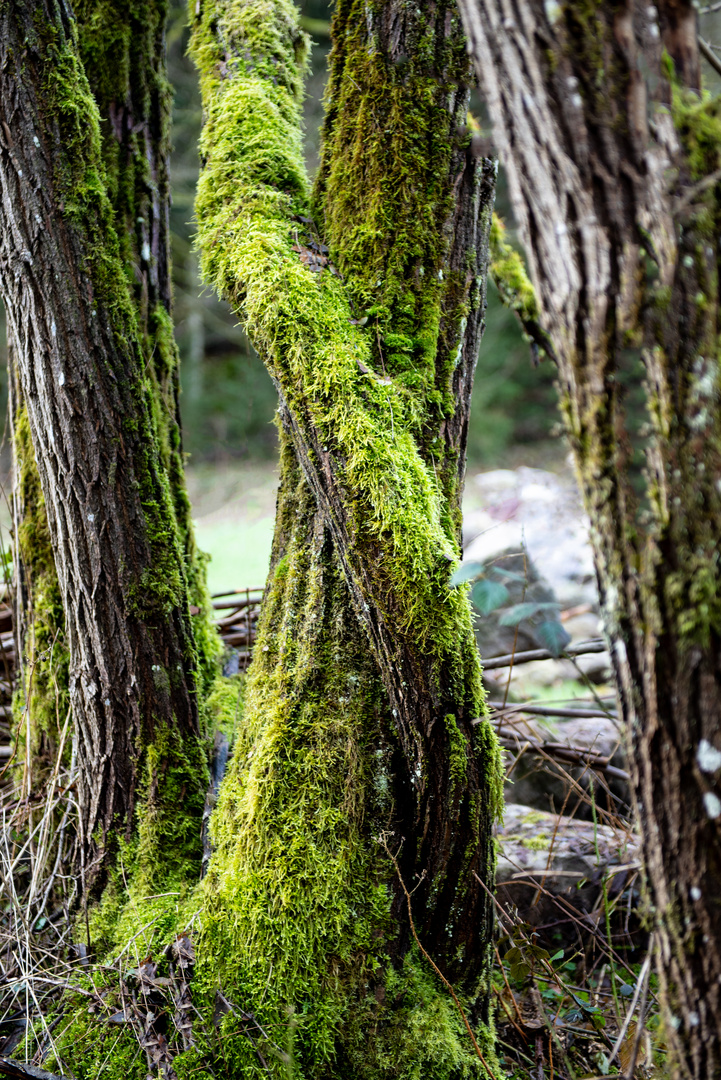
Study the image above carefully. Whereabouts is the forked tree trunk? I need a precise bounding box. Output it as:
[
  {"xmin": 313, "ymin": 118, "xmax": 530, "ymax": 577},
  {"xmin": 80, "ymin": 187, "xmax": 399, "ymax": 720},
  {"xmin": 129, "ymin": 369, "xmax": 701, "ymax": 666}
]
[
  {"xmin": 189, "ymin": 0, "xmax": 503, "ymax": 1072},
  {"xmin": 0, "ymin": 0, "xmax": 211, "ymax": 889},
  {"xmin": 457, "ymin": 0, "xmax": 721, "ymax": 1071}
]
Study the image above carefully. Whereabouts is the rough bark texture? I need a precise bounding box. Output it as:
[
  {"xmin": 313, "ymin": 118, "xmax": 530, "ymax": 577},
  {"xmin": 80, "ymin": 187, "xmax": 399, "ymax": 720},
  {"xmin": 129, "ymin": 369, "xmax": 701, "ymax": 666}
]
[
  {"xmin": 0, "ymin": 0, "xmax": 209, "ymax": 886},
  {"xmin": 188, "ymin": 0, "xmax": 503, "ymax": 1073},
  {"xmin": 457, "ymin": 0, "xmax": 721, "ymax": 1072},
  {"xmin": 75, "ymin": 0, "xmax": 215, "ymax": 633},
  {"xmin": 9, "ymin": 342, "xmax": 70, "ymax": 792}
]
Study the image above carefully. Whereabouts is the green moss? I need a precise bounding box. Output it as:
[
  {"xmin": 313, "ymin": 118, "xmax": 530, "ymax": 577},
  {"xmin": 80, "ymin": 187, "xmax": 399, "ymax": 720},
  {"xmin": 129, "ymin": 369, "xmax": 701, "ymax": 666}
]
[
  {"xmin": 489, "ymin": 214, "xmax": 541, "ymax": 329},
  {"xmin": 12, "ymin": 405, "xmax": 70, "ymax": 774},
  {"xmin": 178, "ymin": 453, "xmax": 499, "ymax": 1078},
  {"xmin": 665, "ymin": 551, "xmax": 721, "ymax": 649},
  {"xmin": 188, "ymin": 0, "xmax": 503, "ymax": 1074},
  {"xmin": 46, "ymin": 3, "xmax": 219, "ymax": 684},
  {"xmin": 444, "ymin": 712, "xmax": 469, "ymax": 792},
  {"xmin": 313, "ymin": 0, "xmax": 472, "ymax": 417},
  {"xmin": 521, "ymin": 835, "xmax": 550, "ymax": 851},
  {"xmin": 190, "ymin": 0, "xmax": 497, "ymax": 702},
  {"xmin": 669, "ymin": 77, "xmax": 721, "ymax": 182},
  {"xmin": 203, "ymin": 671, "xmax": 246, "ymax": 744}
]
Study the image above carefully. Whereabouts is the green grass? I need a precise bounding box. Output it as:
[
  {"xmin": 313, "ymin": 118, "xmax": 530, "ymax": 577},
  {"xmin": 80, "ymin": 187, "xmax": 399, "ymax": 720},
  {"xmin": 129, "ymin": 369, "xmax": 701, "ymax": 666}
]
[{"xmin": 195, "ymin": 516, "xmax": 275, "ymax": 593}]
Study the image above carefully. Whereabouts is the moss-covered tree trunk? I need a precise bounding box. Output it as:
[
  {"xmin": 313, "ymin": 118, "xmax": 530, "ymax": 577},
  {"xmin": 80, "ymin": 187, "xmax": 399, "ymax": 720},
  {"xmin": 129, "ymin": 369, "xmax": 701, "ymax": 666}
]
[
  {"xmin": 0, "ymin": 0, "xmax": 212, "ymax": 890},
  {"xmin": 188, "ymin": 0, "xmax": 502, "ymax": 1074},
  {"xmin": 457, "ymin": 0, "xmax": 721, "ymax": 1072}
]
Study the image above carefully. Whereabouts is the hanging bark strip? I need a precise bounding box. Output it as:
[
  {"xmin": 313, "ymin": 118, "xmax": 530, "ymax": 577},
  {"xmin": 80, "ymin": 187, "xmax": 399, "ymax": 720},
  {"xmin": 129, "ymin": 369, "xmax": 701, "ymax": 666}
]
[
  {"xmin": 457, "ymin": 0, "xmax": 721, "ymax": 1072},
  {"xmin": 0, "ymin": 0, "xmax": 206, "ymax": 882}
]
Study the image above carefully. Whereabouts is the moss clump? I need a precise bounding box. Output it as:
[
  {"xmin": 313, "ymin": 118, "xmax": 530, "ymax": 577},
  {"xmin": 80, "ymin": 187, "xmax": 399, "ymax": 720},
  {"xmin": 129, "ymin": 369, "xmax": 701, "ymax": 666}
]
[
  {"xmin": 489, "ymin": 214, "xmax": 541, "ymax": 329},
  {"xmin": 39, "ymin": 679, "xmax": 244, "ymax": 1079},
  {"xmin": 12, "ymin": 405, "xmax": 70, "ymax": 777}
]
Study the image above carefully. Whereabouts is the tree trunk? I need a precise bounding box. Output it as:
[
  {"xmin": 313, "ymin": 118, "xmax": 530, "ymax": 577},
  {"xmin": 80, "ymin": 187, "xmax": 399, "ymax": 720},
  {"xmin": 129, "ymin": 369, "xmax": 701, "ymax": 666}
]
[
  {"xmin": 188, "ymin": 0, "xmax": 503, "ymax": 1072},
  {"xmin": 457, "ymin": 0, "xmax": 721, "ymax": 1071},
  {"xmin": 0, "ymin": 0, "xmax": 211, "ymax": 890},
  {"xmin": 74, "ymin": 0, "xmax": 214, "ymax": 635}
]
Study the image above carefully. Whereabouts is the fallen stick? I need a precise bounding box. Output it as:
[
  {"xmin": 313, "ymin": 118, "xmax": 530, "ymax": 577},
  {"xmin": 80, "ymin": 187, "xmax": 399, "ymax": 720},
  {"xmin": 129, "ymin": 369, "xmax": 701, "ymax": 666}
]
[
  {"xmin": 481, "ymin": 721, "xmax": 629, "ymax": 781},
  {"xmin": 0, "ymin": 1060, "xmax": 68, "ymax": 1080},
  {"xmin": 481, "ymin": 638, "xmax": 607, "ymax": 670},
  {"xmin": 489, "ymin": 701, "xmax": 617, "ymax": 720}
]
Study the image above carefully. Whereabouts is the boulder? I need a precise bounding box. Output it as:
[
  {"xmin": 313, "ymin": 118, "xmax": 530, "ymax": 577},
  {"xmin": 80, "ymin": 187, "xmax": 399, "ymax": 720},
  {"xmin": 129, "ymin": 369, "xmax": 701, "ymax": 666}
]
[
  {"xmin": 463, "ymin": 465, "xmax": 597, "ymax": 610},
  {"xmin": 495, "ymin": 803, "xmax": 640, "ymax": 932}
]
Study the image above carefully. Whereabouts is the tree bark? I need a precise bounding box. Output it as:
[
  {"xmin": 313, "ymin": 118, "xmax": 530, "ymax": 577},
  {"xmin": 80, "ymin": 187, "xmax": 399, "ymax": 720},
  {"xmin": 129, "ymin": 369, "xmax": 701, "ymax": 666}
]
[
  {"xmin": 74, "ymin": 0, "xmax": 213, "ymax": 628},
  {"xmin": 0, "ymin": 0, "xmax": 209, "ymax": 887},
  {"xmin": 189, "ymin": 0, "xmax": 503, "ymax": 1071},
  {"xmin": 457, "ymin": 0, "xmax": 721, "ymax": 1072}
]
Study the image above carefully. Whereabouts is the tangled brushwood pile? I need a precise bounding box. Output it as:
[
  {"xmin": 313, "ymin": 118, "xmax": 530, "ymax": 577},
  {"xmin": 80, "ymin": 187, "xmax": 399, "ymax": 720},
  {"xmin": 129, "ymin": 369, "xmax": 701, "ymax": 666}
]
[{"xmin": 0, "ymin": 565, "xmax": 661, "ymax": 1079}]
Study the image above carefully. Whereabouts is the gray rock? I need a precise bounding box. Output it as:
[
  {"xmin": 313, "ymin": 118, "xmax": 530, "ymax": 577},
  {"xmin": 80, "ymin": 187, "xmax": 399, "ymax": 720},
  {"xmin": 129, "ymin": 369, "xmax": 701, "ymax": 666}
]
[
  {"xmin": 495, "ymin": 803, "xmax": 639, "ymax": 928},
  {"xmin": 463, "ymin": 465, "xmax": 597, "ymax": 610}
]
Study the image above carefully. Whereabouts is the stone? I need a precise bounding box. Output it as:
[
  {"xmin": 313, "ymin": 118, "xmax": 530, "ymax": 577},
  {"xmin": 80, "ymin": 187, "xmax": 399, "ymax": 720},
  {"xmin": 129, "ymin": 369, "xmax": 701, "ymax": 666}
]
[
  {"xmin": 495, "ymin": 803, "xmax": 640, "ymax": 929},
  {"xmin": 463, "ymin": 464, "xmax": 597, "ymax": 610}
]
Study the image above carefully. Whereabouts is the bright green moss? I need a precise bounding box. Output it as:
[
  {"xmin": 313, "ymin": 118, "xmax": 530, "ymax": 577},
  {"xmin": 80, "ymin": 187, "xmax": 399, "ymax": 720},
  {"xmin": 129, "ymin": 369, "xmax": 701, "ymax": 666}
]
[
  {"xmin": 74, "ymin": 4, "xmax": 217, "ymax": 676},
  {"xmin": 444, "ymin": 713, "xmax": 469, "ymax": 793},
  {"xmin": 190, "ymin": 0, "xmax": 496, "ymax": 691},
  {"xmin": 12, "ymin": 406, "xmax": 70, "ymax": 772},
  {"xmin": 669, "ymin": 77, "xmax": 721, "ymax": 182},
  {"xmin": 33, "ymin": 9, "xmax": 220, "ymax": 686},
  {"xmin": 489, "ymin": 213, "xmax": 541, "ymax": 329},
  {"xmin": 178, "ymin": 451, "xmax": 500, "ymax": 1079},
  {"xmin": 188, "ymin": 2, "xmax": 503, "ymax": 1074},
  {"xmin": 203, "ymin": 671, "xmax": 245, "ymax": 743},
  {"xmin": 313, "ymin": 0, "xmax": 472, "ymax": 415}
]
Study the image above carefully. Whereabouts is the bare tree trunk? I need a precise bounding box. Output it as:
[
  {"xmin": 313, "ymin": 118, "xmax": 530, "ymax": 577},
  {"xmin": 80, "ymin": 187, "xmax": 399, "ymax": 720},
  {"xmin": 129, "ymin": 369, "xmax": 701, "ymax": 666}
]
[
  {"xmin": 0, "ymin": 0, "xmax": 209, "ymax": 888},
  {"xmin": 457, "ymin": 0, "xmax": 721, "ymax": 1071}
]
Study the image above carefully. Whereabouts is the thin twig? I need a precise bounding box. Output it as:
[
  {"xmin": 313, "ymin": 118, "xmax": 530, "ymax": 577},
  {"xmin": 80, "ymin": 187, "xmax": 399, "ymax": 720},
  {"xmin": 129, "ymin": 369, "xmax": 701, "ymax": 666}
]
[
  {"xmin": 700, "ymin": 36, "xmax": 721, "ymax": 78},
  {"xmin": 607, "ymin": 943, "xmax": 653, "ymax": 1069},
  {"xmin": 489, "ymin": 701, "xmax": 617, "ymax": 720},
  {"xmin": 481, "ymin": 639, "xmax": 607, "ymax": 670},
  {"xmin": 624, "ymin": 949, "xmax": 652, "ymax": 1079}
]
